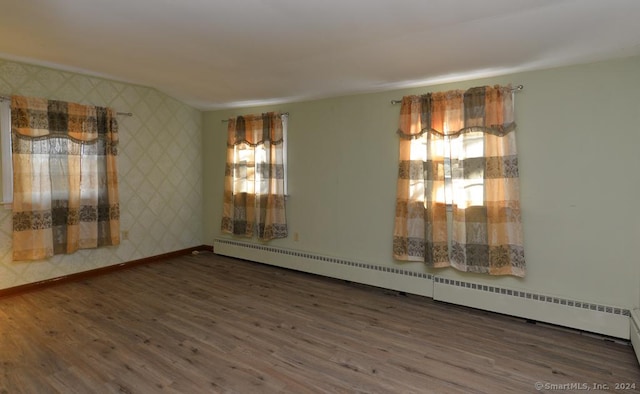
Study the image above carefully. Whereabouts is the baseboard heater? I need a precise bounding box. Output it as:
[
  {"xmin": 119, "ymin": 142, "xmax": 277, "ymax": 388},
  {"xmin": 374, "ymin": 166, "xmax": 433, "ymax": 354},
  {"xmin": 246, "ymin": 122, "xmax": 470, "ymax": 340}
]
[
  {"xmin": 213, "ymin": 238, "xmax": 630, "ymax": 340},
  {"xmin": 630, "ymin": 310, "xmax": 640, "ymax": 363}
]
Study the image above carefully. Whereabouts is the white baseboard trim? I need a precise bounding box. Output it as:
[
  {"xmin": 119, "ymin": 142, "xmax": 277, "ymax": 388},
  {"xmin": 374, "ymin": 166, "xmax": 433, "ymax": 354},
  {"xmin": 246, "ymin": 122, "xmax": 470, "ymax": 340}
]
[{"xmin": 213, "ymin": 238, "xmax": 630, "ymax": 339}]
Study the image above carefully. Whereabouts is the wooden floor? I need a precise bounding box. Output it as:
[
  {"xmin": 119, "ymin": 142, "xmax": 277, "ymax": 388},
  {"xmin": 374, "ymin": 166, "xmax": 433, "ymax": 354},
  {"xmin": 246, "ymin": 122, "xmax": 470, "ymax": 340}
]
[{"xmin": 0, "ymin": 252, "xmax": 638, "ymax": 393}]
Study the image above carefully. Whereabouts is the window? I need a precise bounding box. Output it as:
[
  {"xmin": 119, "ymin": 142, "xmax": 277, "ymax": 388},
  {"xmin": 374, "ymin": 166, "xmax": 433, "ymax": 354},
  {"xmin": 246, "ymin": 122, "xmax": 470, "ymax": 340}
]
[
  {"xmin": 448, "ymin": 131, "xmax": 485, "ymax": 208},
  {"xmin": 0, "ymin": 98, "xmax": 12, "ymax": 206},
  {"xmin": 231, "ymin": 116, "xmax": 288, "ymax": 198},
  {"xmin": 10, "ymin": 95, "xmax": 120, "ymax": 260},
  {"xmin": 393, "ymin": 85, "xmax": 525, "ymax": 277},
  {"xmin": 409, "ymin": 128, "xmax": 485, "ymax": 208},
  {"xmin": 221, "ymin": 112, "xmax": 288, "ymax": 241}
]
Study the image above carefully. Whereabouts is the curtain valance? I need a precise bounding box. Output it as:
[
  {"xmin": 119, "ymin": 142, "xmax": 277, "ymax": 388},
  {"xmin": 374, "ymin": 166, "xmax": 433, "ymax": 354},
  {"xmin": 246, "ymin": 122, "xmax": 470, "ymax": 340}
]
[
  {"xmin": 11, "ymin": 96, "xmax": 119, "ymax": 147},
  {"xmin": 227, "ymin": 112, "xmax": 285, "ymax": 147},
  {"xmin": 396, "ymin": 85, "xmax": 516, "ymax": 139}
]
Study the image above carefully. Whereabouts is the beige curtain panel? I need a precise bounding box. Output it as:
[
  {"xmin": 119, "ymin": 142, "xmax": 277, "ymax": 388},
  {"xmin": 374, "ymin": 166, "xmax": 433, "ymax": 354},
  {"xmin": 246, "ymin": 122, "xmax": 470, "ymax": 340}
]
[
  {"xmin": 221, "ymin": 112, "xmax": 287, "ymax": 241},
  {"xmin": 11, "ymin": 96, "xmax": 120, "ymax": 261},
  {"xmin": 393, "ymin": 85, "xmax": 525, "ymax": 277}
]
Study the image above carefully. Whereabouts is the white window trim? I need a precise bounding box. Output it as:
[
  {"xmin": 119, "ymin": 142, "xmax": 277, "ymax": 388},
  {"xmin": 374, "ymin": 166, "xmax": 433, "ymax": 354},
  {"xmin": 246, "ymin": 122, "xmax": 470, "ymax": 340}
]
[
  {"xmin": 281, "ymin": 113, "xmax": 288, "ymax": 198},
  {"xmin": 0, "ymin": 98, "xmax": 12, "ymax": 208}
]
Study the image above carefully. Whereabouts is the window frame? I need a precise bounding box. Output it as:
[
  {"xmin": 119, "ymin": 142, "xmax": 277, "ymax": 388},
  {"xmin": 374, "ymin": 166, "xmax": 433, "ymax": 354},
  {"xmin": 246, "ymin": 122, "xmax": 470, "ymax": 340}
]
[
  {"xmin": 281, "ymin": 114, "xmax": 288, "ymax": 198},
  {"xmin": 0, "ymin": 98, "xmax": 12, "ymax": 207}
]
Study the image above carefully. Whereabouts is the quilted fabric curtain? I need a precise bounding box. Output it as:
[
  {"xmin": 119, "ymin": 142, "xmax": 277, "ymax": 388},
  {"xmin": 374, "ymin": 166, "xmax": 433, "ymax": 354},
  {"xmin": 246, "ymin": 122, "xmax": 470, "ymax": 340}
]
[
  {"xmin": 221, "ymin": 112, "xmax": 287, "ymax": 240},
  {"xmin": 11, "ymin": 96, "xmax": 120, "ymax": 261},
  {"xmin": 393, "ymin": 85, "xmax": 525, "ymax": 276}
]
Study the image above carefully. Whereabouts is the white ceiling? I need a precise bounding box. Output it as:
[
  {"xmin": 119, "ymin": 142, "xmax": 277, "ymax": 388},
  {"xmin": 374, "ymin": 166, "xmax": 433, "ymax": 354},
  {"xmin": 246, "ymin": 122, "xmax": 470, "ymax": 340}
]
[{"xmin": 1, "ymin": 0, "xmax": 639, "ymax": 110}]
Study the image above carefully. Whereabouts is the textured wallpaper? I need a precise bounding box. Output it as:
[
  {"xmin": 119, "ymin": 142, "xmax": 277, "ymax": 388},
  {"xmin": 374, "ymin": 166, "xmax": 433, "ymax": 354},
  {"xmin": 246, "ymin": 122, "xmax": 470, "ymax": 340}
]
[{"xmin": 0, "ymin": 59, "xmax": 203, "ymax": 290}]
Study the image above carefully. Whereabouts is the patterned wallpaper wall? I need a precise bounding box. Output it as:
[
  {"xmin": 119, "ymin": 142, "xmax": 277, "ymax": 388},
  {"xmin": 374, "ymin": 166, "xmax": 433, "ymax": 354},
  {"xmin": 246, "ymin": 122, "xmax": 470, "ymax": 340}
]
[{"xmin": 0, "ymin": 59, "xmax": 203, "ymax": 290}]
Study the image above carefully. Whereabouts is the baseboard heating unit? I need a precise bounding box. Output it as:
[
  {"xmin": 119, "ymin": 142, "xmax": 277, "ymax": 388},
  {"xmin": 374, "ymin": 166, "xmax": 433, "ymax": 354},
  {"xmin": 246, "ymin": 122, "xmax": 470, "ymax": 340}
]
[
  {"xmin": 630, "ymin": 310, "xmax": 640, "ymax": 363},
  {"xmin": 213, "ymin": 238, "xmax": 630, "ymax": 340}
]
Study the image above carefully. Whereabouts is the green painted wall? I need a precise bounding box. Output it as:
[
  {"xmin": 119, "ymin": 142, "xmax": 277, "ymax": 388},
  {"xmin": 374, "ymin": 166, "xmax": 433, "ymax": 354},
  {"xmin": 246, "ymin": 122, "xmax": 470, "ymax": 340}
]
[{"xmin": 203, "ymin": 55, "xmax": 640, "ymax": 309}]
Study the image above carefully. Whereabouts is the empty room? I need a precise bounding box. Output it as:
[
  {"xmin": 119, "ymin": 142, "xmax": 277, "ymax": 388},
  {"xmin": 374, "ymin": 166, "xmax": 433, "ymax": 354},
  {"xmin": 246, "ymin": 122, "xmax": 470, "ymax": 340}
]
[{"xmin": 1, "ymin": 1, "xmax": 640, "ymax": 392}]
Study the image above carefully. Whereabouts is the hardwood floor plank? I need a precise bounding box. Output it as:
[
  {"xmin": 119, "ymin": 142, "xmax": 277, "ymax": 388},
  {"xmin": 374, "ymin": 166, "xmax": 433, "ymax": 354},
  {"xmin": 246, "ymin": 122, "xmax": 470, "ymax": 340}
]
[{"xmin": 0, "ymin": 252, "xmax": 638, "ymax": 393}]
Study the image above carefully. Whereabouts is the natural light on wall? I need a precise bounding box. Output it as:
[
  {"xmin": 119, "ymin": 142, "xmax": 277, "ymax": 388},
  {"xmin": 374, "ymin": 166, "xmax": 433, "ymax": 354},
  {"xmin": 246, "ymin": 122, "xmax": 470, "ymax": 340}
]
[{"xmin": 0, "ymin": 98, "xmax": 12, "ymax": 206}]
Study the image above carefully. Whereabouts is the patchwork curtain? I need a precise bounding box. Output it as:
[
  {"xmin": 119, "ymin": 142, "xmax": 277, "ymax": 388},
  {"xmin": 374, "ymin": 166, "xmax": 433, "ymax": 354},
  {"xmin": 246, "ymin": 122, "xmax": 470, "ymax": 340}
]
[
  {"xmin": 221, "ymin": 112, "xmax": 287, "ymax": 240},
  {"xmin": 11, "ymin": 96, "xmax": 120, "ymax": 261},
  {"xmin": 393, "ymin": 85, "xmax": 525, "ymax": 276}
]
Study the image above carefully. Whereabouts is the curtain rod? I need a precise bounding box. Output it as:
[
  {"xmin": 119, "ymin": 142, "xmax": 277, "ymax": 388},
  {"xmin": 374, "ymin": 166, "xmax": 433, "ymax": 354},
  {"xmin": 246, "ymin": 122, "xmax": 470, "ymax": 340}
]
[
  {"xmin": 221, "ymin": 112, "xmax": 289, "ymax": 123},
  {"xmin": 0, "ymin": 95, "xmax": 133, "ymax": 117},
  {"xmin": 390, "ymin": 84, "xmax": 524, "ymax": 105}
]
